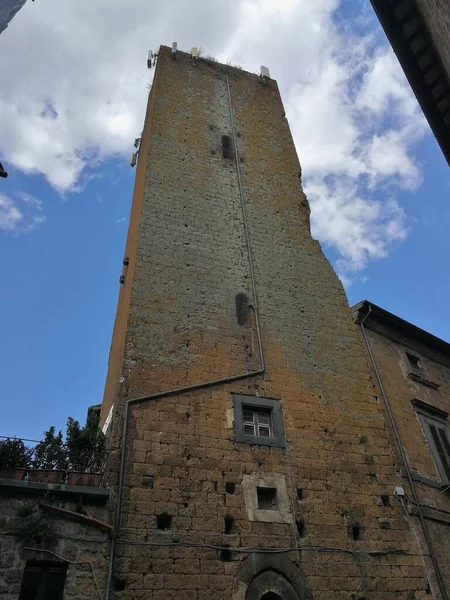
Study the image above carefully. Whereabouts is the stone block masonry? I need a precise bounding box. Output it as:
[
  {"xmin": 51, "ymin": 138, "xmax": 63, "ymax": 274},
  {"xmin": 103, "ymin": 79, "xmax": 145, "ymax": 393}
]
[
  {"xmin": 0, "ymin": 492, "xmax": 110, "ymax": 600},
  {"xmin": 101, "ymin": 46, "xmax": 438, "ymax": 599},
  {"xmin": 416, "ymin": 0, "xmax": 450, "ymax": 77}
]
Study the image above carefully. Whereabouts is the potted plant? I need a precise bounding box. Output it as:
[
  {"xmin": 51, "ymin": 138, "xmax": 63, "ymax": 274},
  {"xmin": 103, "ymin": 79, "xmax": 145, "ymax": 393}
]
[
  {"xmin": 65, "ymin": 414, "xmax": 106, "ymax": 487},
  {"xmin": 31, "ymin": 426, "xmax": 67, "ymax": 484},
  {"xmin": 0, "ymin": 438, "xmax": 32, "ymax": 480}
]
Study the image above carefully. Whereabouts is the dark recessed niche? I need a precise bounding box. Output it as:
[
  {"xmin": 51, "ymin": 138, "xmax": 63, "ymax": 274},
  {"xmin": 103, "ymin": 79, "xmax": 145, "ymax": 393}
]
[
  {"xmin": 296, "ymin": 519, "xmax": 306, "ymax": 538},
  {"xmin": 224, "ymin": 515, "xmax": 234, "ymax": 535},
  {"xmin": 225, "ymin": 482, "xmax": 236, "ymax": 494},
  {"xmin": 235, "ymin": 292, "xmax": 250, "ymax": 326},
  {"xmin": 156, "ymin": 512, "xmax": 172, "ymax": 530},
  {"xmin": 112, "ymin": 575, "xmax": 126, "ymax": 591},
  {"xmin": 381, "ymin": 495, "xmax": 390, "ymax": 507},
  {"xmin": 222, "ymin": 135, "xmax": 232, "ymax": 159},
  {"xmin": 220, "ymin": 549, "xmax": 232, "ymax": 562},
  {"xmin": 296, "ymin": 488, "xmax": 303, "ymax": 501},
  {"xmin": 349, "ymin": 523, "xmax": 362, "ymax": 541},
  {"xmin": 142, "ymin": 475, "xmax": 154, "ymax": 488}
]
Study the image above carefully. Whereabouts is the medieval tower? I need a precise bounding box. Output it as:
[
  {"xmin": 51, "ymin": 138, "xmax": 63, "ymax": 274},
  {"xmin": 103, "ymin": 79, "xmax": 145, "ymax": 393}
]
[{"xmin": 99, "ymin": 46, "xmax": 438, "ymax": 599}]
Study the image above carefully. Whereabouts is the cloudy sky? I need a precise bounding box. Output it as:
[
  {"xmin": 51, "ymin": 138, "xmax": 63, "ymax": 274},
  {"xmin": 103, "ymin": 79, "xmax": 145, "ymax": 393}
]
[{"xmin": 1, "ymin": 0, "xmax": 448, "ymax": 439}]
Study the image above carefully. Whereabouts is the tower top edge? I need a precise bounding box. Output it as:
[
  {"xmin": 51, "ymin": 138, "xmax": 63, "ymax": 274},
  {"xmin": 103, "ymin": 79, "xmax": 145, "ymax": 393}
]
[{"xmin": 156, "ymin": 44, "xmax": 275, "ymax": 83}]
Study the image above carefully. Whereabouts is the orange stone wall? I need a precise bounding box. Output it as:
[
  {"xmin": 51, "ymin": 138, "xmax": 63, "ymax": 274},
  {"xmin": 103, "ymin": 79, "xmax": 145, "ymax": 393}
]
[{"xmin": 101, "ymin": 46, "xmax": 437, "ymax": 599}]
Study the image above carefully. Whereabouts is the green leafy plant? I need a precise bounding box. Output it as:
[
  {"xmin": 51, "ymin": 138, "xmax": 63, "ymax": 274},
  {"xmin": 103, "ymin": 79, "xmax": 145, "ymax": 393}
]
[
  {"xmin": 14, "ymin": 500, "xmax": 55, "ymax": 541},
  {"xmin": 0, "ymin": 438, "xmax": 33, "ymax": 470},
  {"xmin": 3, "ymin": 410, "xmax": 107, "ymax": 475},
  {"xmin": 33, "ymin": 426, "xmax": 66, "ymax": 470},
  {"xmin": 65, "ymin": 411, "xmax": 106, "ymax": 473}
]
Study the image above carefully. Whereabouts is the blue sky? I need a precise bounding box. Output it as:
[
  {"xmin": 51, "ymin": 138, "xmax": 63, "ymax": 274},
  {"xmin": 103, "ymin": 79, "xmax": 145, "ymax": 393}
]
[{"xmin": 0, "ymin": 0, "xmax": 448, "ymax": 440}]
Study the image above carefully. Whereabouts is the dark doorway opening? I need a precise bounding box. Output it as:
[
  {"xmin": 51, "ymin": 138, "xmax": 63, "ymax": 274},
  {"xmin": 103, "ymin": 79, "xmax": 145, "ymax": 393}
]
[{"xmin": 261, "ymin": 594, "xmax": 283, "ymax": 600}]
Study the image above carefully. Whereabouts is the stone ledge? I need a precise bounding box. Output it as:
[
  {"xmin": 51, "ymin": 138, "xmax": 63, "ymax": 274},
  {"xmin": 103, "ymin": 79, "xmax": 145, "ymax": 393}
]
[
  {"xmin": 0, "ymin": 478, "xmax": 109, "ymax": 504},
  {"xmin": 408, "ymin": 373, "xmax": 440, "ymax": 389}
]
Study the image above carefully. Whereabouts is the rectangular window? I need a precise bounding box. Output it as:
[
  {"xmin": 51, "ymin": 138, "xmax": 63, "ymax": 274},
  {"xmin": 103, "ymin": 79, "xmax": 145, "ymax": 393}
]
[
  {"xmin": 407, "ymin": 353, "xmax": 421, "ymax": 377},
  {"xmin": 19, "ymin": 561, "xmax": 67, "ymax": 600},
  {"xmin": 243, "ymin": 408, "xmax": 273, "ymax": 438},
  {"xmin": 412, "ymin": 399, "xmax": 450, "ymax": 484},
  {"xmin": 233, "ymin": 395, "xmax": 285, "ymax": 447},
  {"xmin": 257, "ymin": 486, "xmax": 278, "ymax": 510},
  {"xmin": 427, "ymin": 421, "xmax": 450, "ymax": 482}
]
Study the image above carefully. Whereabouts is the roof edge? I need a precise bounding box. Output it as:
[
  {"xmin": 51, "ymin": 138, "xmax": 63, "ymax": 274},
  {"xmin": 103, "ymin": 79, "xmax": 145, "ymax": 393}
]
[{"xmin": 352, "ymin": 300, "xmax": 450, "ymax": 356}]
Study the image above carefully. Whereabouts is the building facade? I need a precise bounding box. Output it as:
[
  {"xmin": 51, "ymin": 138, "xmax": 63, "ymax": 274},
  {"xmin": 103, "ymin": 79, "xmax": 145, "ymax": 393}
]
[
  {"xmin": 98, "ymin": 46, "xmax": 446, "ymax": 599},
  {"xmin": 353, "ymin": 301, "xmax": 450, "ymax": 597},
  {"xmin": 0, "ymin": 420, "xmax": 110, "ymax": 600},
  {"xmin": 0, "ymin": 484, "xmax": 110, "ymax": 600},
  {"xmin": 370, "ymin": 0, "xmax": 450, "ymax": 164}
]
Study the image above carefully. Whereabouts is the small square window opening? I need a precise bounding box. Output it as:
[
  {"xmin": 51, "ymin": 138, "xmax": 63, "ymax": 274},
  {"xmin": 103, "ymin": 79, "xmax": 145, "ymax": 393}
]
[
  {"xmin": 233, "ymin": 394, "xmax": 285, "ymax": 448},
  {"xmin": 243, "ymin": 408, "xmax": 273, "ymax": 438},
  {"xmin": 407, "ymin": 353, "xmax": 421, "ymax": 377},
  {"xmin": 257, "ymin": 486, "xmax": 278, "ymax": 510}
]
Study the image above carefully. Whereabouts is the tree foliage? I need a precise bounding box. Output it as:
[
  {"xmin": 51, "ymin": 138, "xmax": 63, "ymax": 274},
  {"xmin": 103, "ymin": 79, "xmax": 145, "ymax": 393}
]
[
  {"xmin": 1, "ymin": 411, "xmax": 106, "ymax": 473},
  {"xmin": 0, "ymin": 438, "xmax": 33, "ymax": 469}
]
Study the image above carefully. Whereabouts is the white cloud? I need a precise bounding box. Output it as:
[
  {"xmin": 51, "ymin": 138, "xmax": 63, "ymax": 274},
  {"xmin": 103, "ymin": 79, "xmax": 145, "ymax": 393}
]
[
  {"xmin": 0, "ymin": 0, "xmax": 430, "ymax": 277},
  {"xmin": 116, "ymin": 217, "xmax": 127, "ymax": 224},
  {"xmin": 307, "ymin": 178, "xmax": 408, "ymax": 274},
  {"xmin": 0, "ymin": 192, "xmax": 45, "ymax": 234},
  {"xmin": 0, "ymin": 194, "xmax": 23, "ymax": 232},
  {"xmin": 16, "ymin": 191, "xmax": 44, "ymax": 211}
]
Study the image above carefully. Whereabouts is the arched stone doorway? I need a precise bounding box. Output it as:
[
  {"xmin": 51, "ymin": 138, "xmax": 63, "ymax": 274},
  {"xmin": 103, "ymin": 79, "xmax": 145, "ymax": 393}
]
[
  {"xmin": 245, "ymin": 570, "xmax": 299, "ymax": 600},
  {"xmin": 233, "ymin": 552, "xmax": 314, "ymax": 600}
]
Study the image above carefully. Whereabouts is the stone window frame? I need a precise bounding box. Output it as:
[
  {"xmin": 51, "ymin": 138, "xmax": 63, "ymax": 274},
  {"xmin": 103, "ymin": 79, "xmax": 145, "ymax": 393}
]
[
  {"xmin": 233, "ymin": 395, "xmax": 285, "ymax": 448},
  {"xmin": 406, "ymin": 352, "xmax": 440, "ymax": 389},
  {"xmin": 412, "ymin": 398, "xmax": 450, "ymax": 485},
  {"xmin": 242, "ymin": 473, "xmax": 292, "ymax": 524}
]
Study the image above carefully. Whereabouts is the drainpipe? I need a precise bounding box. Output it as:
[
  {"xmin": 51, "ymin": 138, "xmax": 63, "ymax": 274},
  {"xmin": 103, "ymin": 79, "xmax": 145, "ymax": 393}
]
[
  {"xmin": 358, "ymin": 304, "xmax": 448, "ymax": 600},
  {"xmin": 104, "ymin": 72, "xmax": 265, "ymax": 600}
]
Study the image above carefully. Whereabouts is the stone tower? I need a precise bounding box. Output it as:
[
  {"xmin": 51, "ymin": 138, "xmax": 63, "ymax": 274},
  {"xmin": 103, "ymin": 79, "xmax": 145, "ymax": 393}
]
[{"xmin": 100, "ymin": 46, "xmax": 435, "ymax": 599}]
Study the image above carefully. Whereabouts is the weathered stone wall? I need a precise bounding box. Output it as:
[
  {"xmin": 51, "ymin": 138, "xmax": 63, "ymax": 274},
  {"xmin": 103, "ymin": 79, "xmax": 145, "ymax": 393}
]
[
  {"xmin": 359, "ymin": 314, "xmax": 450, "ymax": 593},
  {"xmin": 416, "ymin": 0, "xmax": 450, "ymax": 77},
  {"xmin": 0, "ymin": 491, "xmax": 109, "ymax": 600},
  {"xmin": 103, "ymin": 47, "xmax": 436, "ymax": 599}
]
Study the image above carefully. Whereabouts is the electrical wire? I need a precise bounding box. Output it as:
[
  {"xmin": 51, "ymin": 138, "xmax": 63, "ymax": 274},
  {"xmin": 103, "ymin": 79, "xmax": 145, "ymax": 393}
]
[
  {"xmin": 115, "ymin": 537, "xmax": 421, "ymax": 557},
  {"xmin": 404, "ymin": 489, "xmax": 450, "ymax": 519},
  {"xmin": 23, "ymin": 547, "xmax": 102, "ymax": 600}
]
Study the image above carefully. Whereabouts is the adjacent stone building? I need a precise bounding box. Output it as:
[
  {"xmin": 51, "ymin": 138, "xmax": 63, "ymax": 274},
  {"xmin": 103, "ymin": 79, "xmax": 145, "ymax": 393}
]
[
  {"xmin": 353, "ymin": 301, "xmax": 450, "ymax": 598},
  {"xmin": 0, "ymin": 455, "xmax": 110, "ymax": 600},
  {"xmin": 98, "ymin": 45, "xmax": 449, "ymax": 599},
  {"xmin": 369, "ymin": 0, "xmax": 450, "ymax": 164}
]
